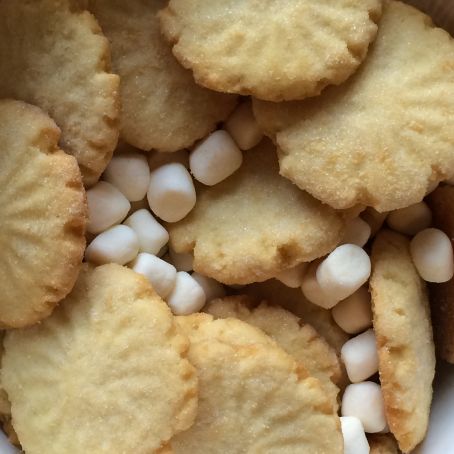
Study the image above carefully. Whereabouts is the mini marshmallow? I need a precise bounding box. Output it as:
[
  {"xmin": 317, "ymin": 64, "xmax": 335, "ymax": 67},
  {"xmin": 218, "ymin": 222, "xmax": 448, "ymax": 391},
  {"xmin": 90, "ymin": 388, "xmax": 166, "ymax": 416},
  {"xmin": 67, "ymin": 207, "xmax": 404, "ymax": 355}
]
[
  {"xmin": 167, "ymin": 271, "xmax": 206, "ymax": 315},
  {"xmin": 387, "ymin": 201, "xmax": 432, "ymax": 236},
  {"xmin": 340, "ymin": 218, "xmax": 371, "ymax": 248},
  {"xmin": 147, "ymin": 163, "xmax": 196, "ymax": 222},
  {"xmin": 148, "ymin": 149, "xmax": 189, "ymax": 171},
  {"xmin": 275, "ymin": 263, "xmax": 308, "ymax": 288},
  {"xmin": 410, "ymin": 228, "xmax": 454, "ymax": 283},
  {"xmin": 190, "ymin": 130, "xmax": 243, "ymax": 186},
  {"xmin": 341, "ymin": 382, "xmax": 387, "ymax": 433},
  {"xmin": 224, "ymin": 101, "xmax": 263, "ymax": 150},
  {"xmin": 332, "ymin": 287, "xmax": 372, "ymax": 334},
  {"xmin": 191, "ymin": 272, "xmax": 226, "ymax": 302},
  {"xmin": 317, "ymin": 245, "xmax": 371, "ymax": 303},
  {"xmin": 301, "ymin": 261, "xmax": 339, "ymax": 309},
  {"xmin": 85, "ymin": 225, "xmax": 139, "ymax": 266},
  {"xmin": 168, "ymin": 248, "xmax": 194, "ymax": 272},
  {"xmin": 341, "ymin": 329, "xmax": 379, "ymax": 383},
  {"xmin": 130, "ymin": 253, "xmax": 177, "ymax": 298},
  {"xmin": 340, "ymin": 417, "xmax": 370, "ymax": 454},
  {"xmin": 123, "ymin": 209, "xmax": 169, "ymax": 255},
  {"xmin": 86, "ymin": 181, "xmax": 131, "ymax": 234},
  {"xmin": 103, "ymin": 152, "xmax": 151, "ymax": 202}
]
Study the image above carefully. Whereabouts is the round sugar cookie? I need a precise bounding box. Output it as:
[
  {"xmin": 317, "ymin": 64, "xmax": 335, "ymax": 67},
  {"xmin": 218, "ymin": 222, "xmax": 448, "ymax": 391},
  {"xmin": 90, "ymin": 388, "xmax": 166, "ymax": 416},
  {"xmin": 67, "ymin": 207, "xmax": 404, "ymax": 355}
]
[
  {"xmin": 243, "ymin": 279, "xmax": 350, "ymax": 353},
  {"xmin": 0, "ymin": 99, "xmax": 86, "ymax": 328},
  {"xmin": 205, "ymin": 295, "xmax": 342, "ymax": 401},
  {"xmin": 253, "ymin": 1, "xmax": 454, "ymax": 211},
  {"xmin": 167, "ymin": 139, "xmax": 348, "ymax": 285},
  {"xmin": 173, "ymin": 313, "xmax": 343, "ymax": 453},
  {"xmin": 159, "ymin": 0, "xmax": 383, "ymax": 101},
  {"xmin": 370, "ymin": 230, "xmax": 435, "ymax": 453},
  {"xmin": 0, "ymin": 0, "xmax": 120, "ymax": 186},
  {"xmin": 89, "ymin": 0, "xmax": 237, "ymax": 152},
  {"xmin": 2, "ymin": 264, "xmax": 198, "ymax": 454}
]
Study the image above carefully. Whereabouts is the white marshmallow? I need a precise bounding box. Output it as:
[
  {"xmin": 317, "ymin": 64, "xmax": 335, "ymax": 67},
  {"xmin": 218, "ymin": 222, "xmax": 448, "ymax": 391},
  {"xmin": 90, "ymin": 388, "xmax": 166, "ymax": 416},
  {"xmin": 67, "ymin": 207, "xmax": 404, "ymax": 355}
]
[
  {"xmin": 301, "ymin": 261, "xmax": 339, "ymax": 309},
  {"xmin": 387, "ymin": 201, "xmax": 432, "ymax": 236},
  {"xmin": 224, "ymin": 101, "xmax": 263, "ymax": 150},
  {"xmin": 86, "ymin": 181, "xmax": 131, "ymax": 234},
  {"xmin": 130, "ymin": 253, "xmax": 177, "ymax": 298},
  {"xmin": 191, "ymin": 272, "xmax": 226, "ymax": 302},
  {"xmin": 341, "ymin": 329, "xmax": 379, "ymax": 383},
  {"xmin": 85, "ymin": 225, "xmax": 139, "ymax": 265},
  {"xmin": 123, "ymin": 209, "xmax": 169, "ymax": 255},
  {"xmin": 0, "ymin": 430, "xmax": 20, "ymax": 454},
  {"xmin": 340, "ymin": 417, "xmax": 370, "ymax": 454},
  {"xmin": 341, "ymin": 382, "xmax": 387, "ymax": 433},
  {"xmin": 410, "ymin": 228, "xmax": 454, "ymax": 283},
  {"xmin": 167, "ymin": 272, "xmax": 206, "ymax": 315},
  {"xmin": 190, "ymin": 130, "xmax": 243, "ymax": 186},
  {"xmin": 103, "ymin": 152, "xmax": 151, "ymax": 202},
  {"xmin": 148, "ymin": 149, "xmax": 189, "ymax": 171},
  {"xmin": 275, "ymin": 263, "xmax": 308, "ymax": 288},
  {"xmin": 332, "ymin": 287, "xmax": 372, "ymax": 334},
  {"xmin": 340, "ymin": 218, "xmax": 371, "ymax": 248},
  {"xmin": 147, "ymin": 163, "xmax": 196, "ymax": 222},
  {"xmin": 317, "ymin": 245, "xmax": 371, "ymax": 303},
  {"xmin": 168, "ymin": 248, "xmax": 194, "ymax": 272}
]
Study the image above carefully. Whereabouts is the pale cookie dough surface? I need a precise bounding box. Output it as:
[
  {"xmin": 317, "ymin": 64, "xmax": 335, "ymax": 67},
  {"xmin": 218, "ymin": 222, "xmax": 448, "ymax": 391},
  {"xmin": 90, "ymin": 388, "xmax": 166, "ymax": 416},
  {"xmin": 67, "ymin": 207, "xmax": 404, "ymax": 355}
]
[
  {"xmin": 168, "ymin": 140, "xmax": 348, "ymax": 285},
  {"xmin": 160, "ymin": 0, "xmax": 383, "ymax": 101},
  {"xmin": 253, "ymin": 1, "xmax": 454, "ymax": 211},
  {"xmin": 243, "ymin": 279, "xmax": 350, "ymax": 353},
  {"xmin": 0, "ymin": 0, "xmax": 120, "ymax": 186},
  {"xmin": 173, "ymin": 314, "xmax": 343, "ymax": 454},
  {"xmin": 2, "ymin": 264, "xmax": 198, "ymax": 454},
  {"xmin": 89, "ymin": 0, "xmax": 237, "ymax": 152},
  {"xmin": 205, "ymin": 296, "xmax": 342, "ymax": 402},
  {"xmin": 370, "ymin": 230, "xmax": 435, "ymax": 453},
  {"xmin": 0, "ymin": 99, "xmax": 86, "ymax": 328}
]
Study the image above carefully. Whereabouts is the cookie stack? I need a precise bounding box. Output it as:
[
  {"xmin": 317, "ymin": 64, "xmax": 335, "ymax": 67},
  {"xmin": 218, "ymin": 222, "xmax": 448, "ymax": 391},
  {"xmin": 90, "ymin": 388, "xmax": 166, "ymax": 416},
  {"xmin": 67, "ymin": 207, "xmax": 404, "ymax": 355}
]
[{"xmin": 1, "ymin": 1, "xmax": 454, "ymax": 453}]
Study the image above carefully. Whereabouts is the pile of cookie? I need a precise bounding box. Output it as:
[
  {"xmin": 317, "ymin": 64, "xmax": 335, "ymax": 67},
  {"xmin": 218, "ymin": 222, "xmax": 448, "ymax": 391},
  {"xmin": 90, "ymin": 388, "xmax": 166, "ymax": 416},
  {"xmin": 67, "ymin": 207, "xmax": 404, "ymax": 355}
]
[{"xmin": 1, "ymin": 0, "xmax": 454, "ymax": 453}]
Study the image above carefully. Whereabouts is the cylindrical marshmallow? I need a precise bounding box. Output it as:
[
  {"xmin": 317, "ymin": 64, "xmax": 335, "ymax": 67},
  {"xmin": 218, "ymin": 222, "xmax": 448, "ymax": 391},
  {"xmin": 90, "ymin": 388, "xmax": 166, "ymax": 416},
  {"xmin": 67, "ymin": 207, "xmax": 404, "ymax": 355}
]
[
  {"xmin": 123, "ymin": 209, "xmax": 169, "ymax": 255},
  {"xmin": 189, "ymin": 130, "xmax": 243, "ymax": 186},
  {"xmin": 275, "ymin": 263, "xmax": 308, "ymax": 288},
  {"xmin": 341, "ymin": 329, "xmax": 379, "ymax": 383},
  {"xmin": 191, "ymin": 272, "xmax": 226, "ymax": 302},
  {"xmin": 387, "ymin": 202, "xmax": 432, "ymax": 236},
  {"xmin": 103, "ymin": 152, "xmax": 151, "ymax": 202},
  {"xmin": 410, "ymin": 228, "xmax": 454, "ymax": 283},
  {"xmin": 341, "ymin": 382, "xmax": 387, "ymax": 433},
  {"xmin": 86, "ymin": 181, "xmax": 130, "ymax": 234},
  {"xmin": 168, "ymin": 248, "xmax": 194, "ymax": 272},
  {"xmin": 317, "ymin": 245, "xmax": 371, "ymax": 303},
  {"xmin": 340, "ymin": 417, "xmax": 370, "ymax": 454},
  {"xmin": 148, "ymin": 149, "xmax": 189, "ymax": 171},
  {"xmin": 85, "ymin": 225, "xmax": 139, "ymax": 266},
  {"xmin": 130, "ymin": 253, "xmax": 177, "ymax": 298},
  {"xmin": 167, "ymin": 271, "xmax": 206, "ymax": 315},
  {"xmin": 301, "ymin": 261, "xmax": 339, "ymax": 309},
  {"xmin": 224, "ymin": 101, "xmax": 263, "ymax": 150},
  {"xmin": 340, "ymin": 218, "xmax": 371, "ymax": 248},
  {"xmin": 147, "ymin": 163, "xmax": 196, "ymax": 222},
  {"xmin": 332, "ymin": 287, "xmax": 372, "ymax": 334}
]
